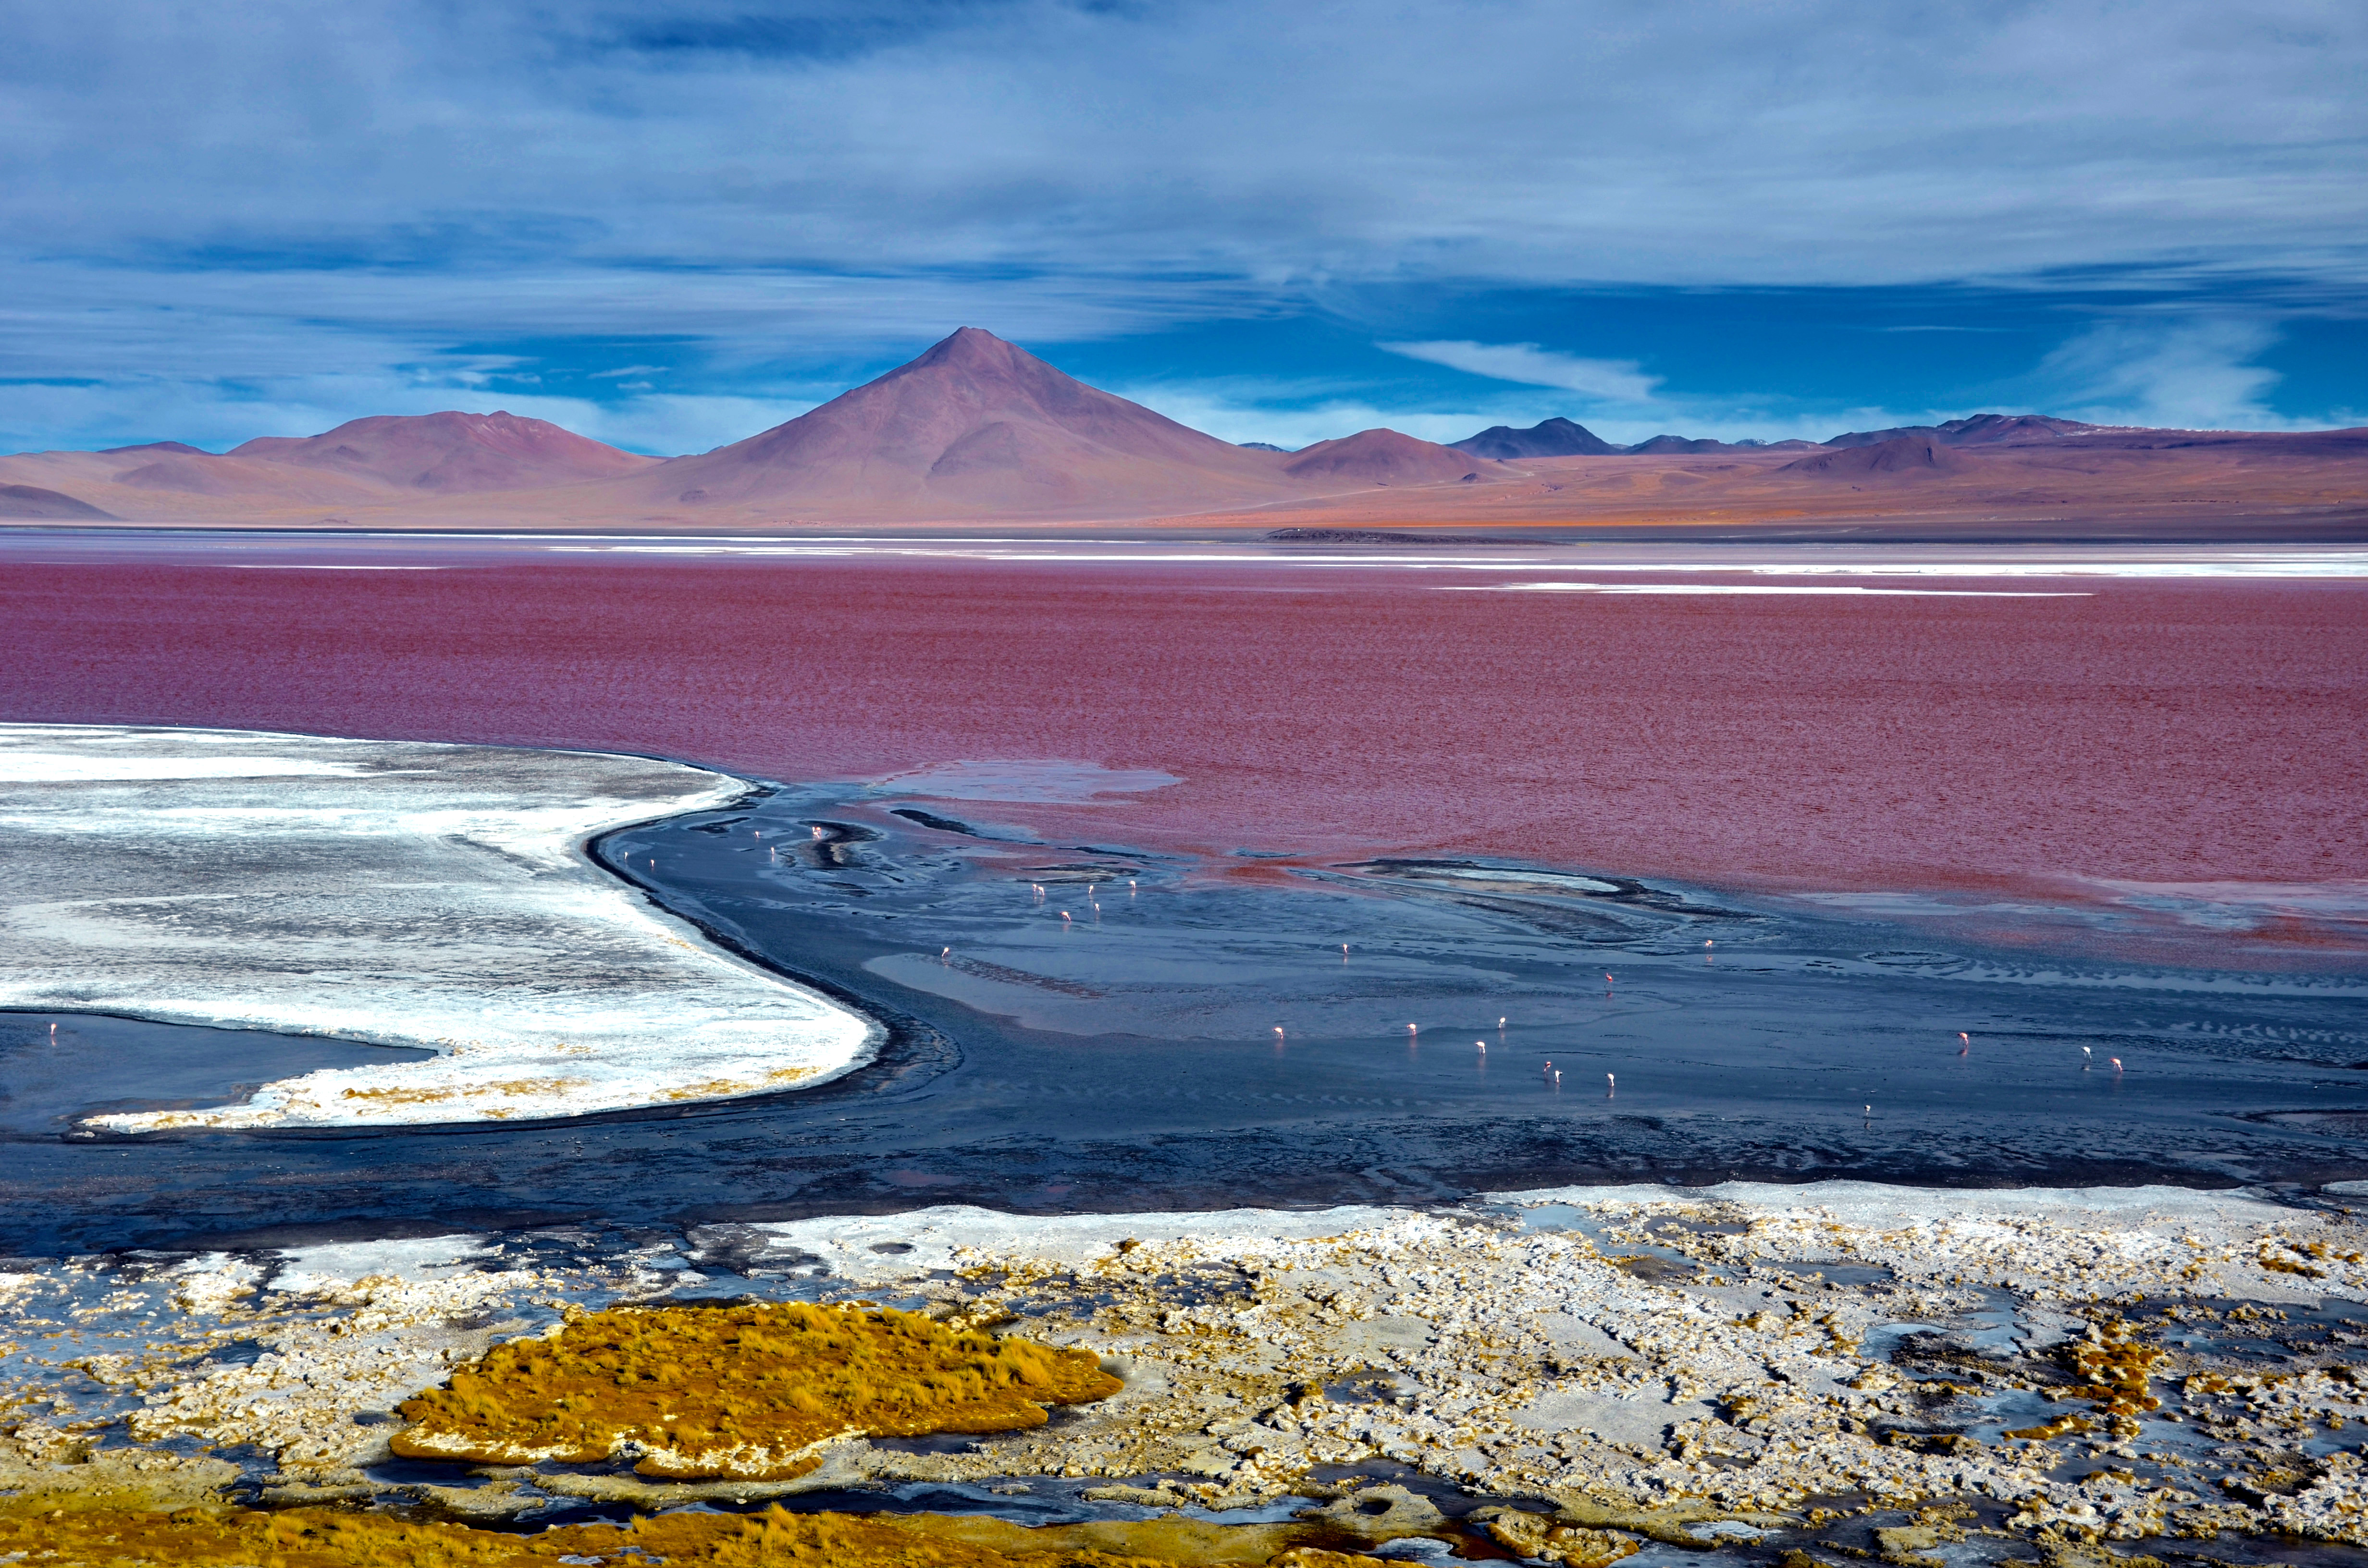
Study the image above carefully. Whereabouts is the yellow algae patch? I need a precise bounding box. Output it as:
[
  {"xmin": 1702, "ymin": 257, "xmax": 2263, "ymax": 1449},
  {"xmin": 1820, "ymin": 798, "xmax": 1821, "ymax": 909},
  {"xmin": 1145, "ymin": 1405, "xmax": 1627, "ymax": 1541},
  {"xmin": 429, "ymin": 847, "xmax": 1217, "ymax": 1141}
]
[
  {"xmin": 0, "ymin": 1502, "xmax": 1236, "ymax": 1567},
  {"xmin": 661, "ymin": 1065, "xmax": 815, "ymax": 1100},
  {"xmin": 338, "ymin": 1078, "xmax": 577, "ymax": 1106},
  {"xmin": 2063, "ymin": 1318, "xmax": 2167, "ymax": 1430},
  {"xmin": 392, "ymin": 1301, "xmax": 1123, "ymax": 1479}
]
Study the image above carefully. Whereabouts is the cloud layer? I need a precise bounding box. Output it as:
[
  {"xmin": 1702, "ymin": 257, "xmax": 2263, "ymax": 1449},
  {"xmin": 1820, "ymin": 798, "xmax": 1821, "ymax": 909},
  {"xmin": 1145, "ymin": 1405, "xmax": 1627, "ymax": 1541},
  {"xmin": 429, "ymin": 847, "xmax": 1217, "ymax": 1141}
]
[{"xmin": 3, "ymin": 0, "xmax": 2362, "ymax": 451}]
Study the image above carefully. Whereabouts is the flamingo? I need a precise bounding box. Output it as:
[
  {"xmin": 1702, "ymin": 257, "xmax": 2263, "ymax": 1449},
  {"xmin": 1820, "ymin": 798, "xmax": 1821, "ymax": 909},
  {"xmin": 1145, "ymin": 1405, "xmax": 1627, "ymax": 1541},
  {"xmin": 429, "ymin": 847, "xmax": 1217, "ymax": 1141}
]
[
  {"xmin": 1274, "ymin": 1026, "xmax": 1286, "ymax": 1042},
  {"xmin": 1606, "ymin": 1072, "xmax": 1615, "ymax": 1093},
  {"xmin": 1475, "ymin": 1040, "xmax": 1487, "ymax": 1052},
  {"xmin": 1061, "ymin": 910, "xmax": 1073, "ymax": 926},
  {"xmin": 2110, "ymin": 1057, "xmax": 2123, "ymax": 1072}
]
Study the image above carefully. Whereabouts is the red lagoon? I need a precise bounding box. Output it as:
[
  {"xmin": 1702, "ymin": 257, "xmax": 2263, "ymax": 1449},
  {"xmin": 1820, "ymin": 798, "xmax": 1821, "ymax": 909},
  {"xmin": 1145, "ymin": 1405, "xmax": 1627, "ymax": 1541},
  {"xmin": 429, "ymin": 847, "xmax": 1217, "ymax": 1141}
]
[{"xmin": 2, "ymin": 557, "xmax": 2361, "ymax": 902}]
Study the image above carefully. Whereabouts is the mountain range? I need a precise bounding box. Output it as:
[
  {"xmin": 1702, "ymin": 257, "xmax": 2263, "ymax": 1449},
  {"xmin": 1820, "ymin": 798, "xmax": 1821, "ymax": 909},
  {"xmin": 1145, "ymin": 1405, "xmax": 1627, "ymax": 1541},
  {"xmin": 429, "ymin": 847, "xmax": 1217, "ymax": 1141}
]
[{"xmin": 3, "ymin": 328, "xmax": 2362, "ymax": 534}]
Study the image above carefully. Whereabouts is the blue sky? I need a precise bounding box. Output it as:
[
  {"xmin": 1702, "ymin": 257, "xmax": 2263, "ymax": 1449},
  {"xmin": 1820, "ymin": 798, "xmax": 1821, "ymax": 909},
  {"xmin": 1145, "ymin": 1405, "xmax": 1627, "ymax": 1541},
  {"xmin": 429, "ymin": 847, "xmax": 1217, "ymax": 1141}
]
[{"xmin": 2, "ymin": 0, "xmax": 2362, "ymax": 455}]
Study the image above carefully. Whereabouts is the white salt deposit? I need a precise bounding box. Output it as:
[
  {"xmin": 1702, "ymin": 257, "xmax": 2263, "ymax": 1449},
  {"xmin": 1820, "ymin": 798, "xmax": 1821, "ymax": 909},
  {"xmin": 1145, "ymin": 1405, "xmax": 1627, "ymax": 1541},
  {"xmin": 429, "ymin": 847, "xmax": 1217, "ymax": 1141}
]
[{"xmin": 0, "ymin": 723, "xmax": 877, "ymax": 1129}]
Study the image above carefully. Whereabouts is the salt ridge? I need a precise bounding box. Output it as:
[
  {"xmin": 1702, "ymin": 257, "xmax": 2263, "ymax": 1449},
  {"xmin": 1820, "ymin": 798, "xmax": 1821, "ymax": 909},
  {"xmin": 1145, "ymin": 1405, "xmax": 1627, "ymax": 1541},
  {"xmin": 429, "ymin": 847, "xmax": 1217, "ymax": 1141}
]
[{"xmin": 0, "ymin": 723, "xmax": 878, "ymax": 1129}]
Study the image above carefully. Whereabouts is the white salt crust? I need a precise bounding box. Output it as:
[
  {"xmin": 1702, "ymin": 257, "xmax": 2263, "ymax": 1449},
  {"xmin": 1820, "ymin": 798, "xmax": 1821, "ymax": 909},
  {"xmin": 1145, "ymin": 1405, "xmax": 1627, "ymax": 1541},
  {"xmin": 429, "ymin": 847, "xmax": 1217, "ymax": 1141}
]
[
  {"xmin": 0, "ymin": 723, "xmax": 877, "ymax": 1128},
  {"xmin": 20, "ymin": 1180, "xmax": 2365, "ymax": 1549}
]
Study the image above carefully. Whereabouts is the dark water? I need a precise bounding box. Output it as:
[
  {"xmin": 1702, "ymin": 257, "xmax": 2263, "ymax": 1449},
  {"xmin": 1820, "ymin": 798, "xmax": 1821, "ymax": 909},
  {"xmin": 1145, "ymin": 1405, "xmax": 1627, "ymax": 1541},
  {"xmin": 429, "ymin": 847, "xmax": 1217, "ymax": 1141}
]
[
  {"xmin": 3, "ymin": 779, "xmax": 2366, "ymax": 1256},
  {"xmin": 0, "ymin": 1011, "xmax": 431, "ymax": 1137}
]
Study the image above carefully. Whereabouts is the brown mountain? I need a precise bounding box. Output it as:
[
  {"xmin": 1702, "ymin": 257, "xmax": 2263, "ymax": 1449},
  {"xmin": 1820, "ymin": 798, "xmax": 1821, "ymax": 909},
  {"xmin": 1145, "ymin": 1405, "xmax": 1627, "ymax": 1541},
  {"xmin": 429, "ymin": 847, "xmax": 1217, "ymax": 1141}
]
[
  {"xmin": 1778, "ymin": 434, "xmax": 1965, "ymax": 477},
  {"xmin": 230, "ymin": 412, "xmax": 656, "ymax": 492},
  {"xmin": 1282, "ymin": 429, "xmax": 1503, "ymax": 486},
  {"xmin": 1624, "ymin": 434, "xmax": 1738, "ymax": 455},
  {"xmin": 624, "ymin": 328, "xmax": 1301, "ymax": 522},
  {"xmin": 1821, "ymin": 414, "xmax": 2096, "ymax": 448},
  {"xmin": 1451, "ymin": 417, "xmax": 1621, "ymax": 459},
  {"xmin": 2, "ymin": 342, "xmax": 2362, "ymax": 536},
  {"xmin": 0, "ymin": 483, "xmax": 116, "ymax": 520}
]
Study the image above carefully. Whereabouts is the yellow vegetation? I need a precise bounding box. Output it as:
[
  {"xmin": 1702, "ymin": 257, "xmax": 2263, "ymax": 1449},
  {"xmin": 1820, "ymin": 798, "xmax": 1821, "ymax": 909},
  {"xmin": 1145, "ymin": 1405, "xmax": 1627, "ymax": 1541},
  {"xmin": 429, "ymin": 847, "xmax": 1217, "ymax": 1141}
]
[
  {"xmin": 1481, "ymin": 1510, "xmax": 1640, "ymax": 1567},
  {"xmin": 392, "ymin": 1301, "xmax": 1122, "ymax": 1478},
  {"xmin": 2065, "ymin": 1323, "xmax": 2166, "ymax": 1419},
  {"xmin": 0, "ymin": 1502, "xmax": 1263, "ymax": 1567}
]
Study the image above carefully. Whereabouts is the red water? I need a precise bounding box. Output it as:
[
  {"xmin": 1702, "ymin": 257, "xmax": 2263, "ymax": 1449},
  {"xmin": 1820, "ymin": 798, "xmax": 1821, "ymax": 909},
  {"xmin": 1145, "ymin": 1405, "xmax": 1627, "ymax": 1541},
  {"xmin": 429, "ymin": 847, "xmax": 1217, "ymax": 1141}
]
[{"xmin": 3, "ymin": 558, "xmax": 2362, "ymax": 902}]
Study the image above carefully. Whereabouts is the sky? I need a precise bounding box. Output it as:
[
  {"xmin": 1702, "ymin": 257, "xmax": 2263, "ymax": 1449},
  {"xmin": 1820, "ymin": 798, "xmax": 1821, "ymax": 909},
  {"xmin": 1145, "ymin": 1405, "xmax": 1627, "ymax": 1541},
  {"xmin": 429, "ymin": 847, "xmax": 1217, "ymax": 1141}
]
[{"xmin": 2, "ymin": 0, "xmax": 2363, "ymax": 456}]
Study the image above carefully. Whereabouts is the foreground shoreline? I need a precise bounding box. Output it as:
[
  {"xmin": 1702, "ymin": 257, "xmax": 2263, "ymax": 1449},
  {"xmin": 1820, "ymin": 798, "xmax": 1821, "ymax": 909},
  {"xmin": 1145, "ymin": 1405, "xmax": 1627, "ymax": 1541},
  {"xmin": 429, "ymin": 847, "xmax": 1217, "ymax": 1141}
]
[{"xmin": 5, "ymin": 1180, "xmax": 2366, "ymax": 1563}]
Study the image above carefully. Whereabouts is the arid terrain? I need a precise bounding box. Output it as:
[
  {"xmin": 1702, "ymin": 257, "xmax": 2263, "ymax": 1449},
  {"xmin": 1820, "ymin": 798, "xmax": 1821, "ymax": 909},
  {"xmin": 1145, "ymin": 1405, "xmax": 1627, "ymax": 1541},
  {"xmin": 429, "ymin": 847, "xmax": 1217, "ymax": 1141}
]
[{"xmin": 4, "ymin": 330, "xmax": 2362, "ymax": 537}]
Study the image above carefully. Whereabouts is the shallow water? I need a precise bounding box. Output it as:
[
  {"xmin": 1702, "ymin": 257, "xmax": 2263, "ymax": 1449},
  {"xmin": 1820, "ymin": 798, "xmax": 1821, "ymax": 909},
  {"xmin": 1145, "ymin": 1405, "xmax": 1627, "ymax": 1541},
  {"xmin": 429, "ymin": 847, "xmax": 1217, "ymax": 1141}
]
[
  {"xmin": 0, "ymin": 1012, "xmax": 430, "ymax": 1137},
  {"xmin": 4, "ymin": 536, "xmax": 2365, "ymax": 925},
  {"xmin": 3, "ymin": 773, "xmax": 2365, "ymax": 1256}
]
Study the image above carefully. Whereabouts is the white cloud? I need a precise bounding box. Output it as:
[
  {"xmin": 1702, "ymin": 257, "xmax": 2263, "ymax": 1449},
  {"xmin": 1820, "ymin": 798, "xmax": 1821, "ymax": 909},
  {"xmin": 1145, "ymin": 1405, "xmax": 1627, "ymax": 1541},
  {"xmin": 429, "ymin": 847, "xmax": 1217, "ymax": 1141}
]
[
  {"xmin": 1105, "ymin": 384, "xmax": 1502, "ymax": 450},
  {"xmin": 1106, "ymin": 377, "xmax": 1966, "ymax": 452},
  {"xmin": 1375, "ymin": 342, "xmax": 1662, "ymax": 402},
  {"xmin": 10, "ymin": 2, "xmax": 2368, "ymax": 294},
  {"xmin": 4, "ymin": 1, "xmax": 2365, "ymax": 449},
  {"xmin": 2032, "ymin": 318, "xmax": 2288, "ymax": 430}
]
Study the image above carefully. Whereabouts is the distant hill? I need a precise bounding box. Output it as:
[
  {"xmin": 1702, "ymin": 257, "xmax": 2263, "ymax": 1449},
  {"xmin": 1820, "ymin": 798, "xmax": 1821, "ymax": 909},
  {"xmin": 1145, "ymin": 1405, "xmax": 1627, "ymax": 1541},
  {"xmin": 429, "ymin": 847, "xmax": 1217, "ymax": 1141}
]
[
  {"xmin": 1821, "ymin": 414, "xmax": 2097, "ymax": 448},
  {"xmin": 1451, "ymin": 417, "xmax": 1620, "ymax": 459},
  {"xmin": 0, "ymin": 483, "xmax": 116, "ymax": 520},
  {"xmin": 1238, "ymin": 441, "xmax": 1293, "ymax": 452},
  {"xmin": 1777, "ymin": 434, "xmax": 1964, "ymax": 476},
  {"xmin": 3, "ymin": 354, "xmax": 2362, "ymax": 535},
  {"xmin": 1445, "ymin": 412, "xmax": 2098, "ymax": 456},
  {"xmin": 1625, "ymin": 434, "xmax": 1737, "ymax": 455},
  {"xmin": 230, "ymin": 411, "xmax": 656, "ymax": 492},
  {"xmin": 1281, "ymin": 429, "xmax": 1501, "ymax": 486}
]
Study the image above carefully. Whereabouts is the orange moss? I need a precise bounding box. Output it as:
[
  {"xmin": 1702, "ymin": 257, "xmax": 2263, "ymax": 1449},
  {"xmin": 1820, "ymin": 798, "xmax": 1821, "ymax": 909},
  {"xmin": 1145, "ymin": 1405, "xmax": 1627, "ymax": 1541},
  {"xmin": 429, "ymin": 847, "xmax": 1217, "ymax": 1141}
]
[
  {"xmin": 0, "ymin": 1502, "xmax": 1253, "ymax": 1567},
  {"xmin": 2062, "ymin": 1320, "xmax": 2166, "ymax": 1433},
  {"xmin": 1482, "ymin": 1512, "xmax": 1640, "ymax": 1567},
  {"xmin": 392, "ymin": 1301, "xmax": 1122, "ymax": 1479}
]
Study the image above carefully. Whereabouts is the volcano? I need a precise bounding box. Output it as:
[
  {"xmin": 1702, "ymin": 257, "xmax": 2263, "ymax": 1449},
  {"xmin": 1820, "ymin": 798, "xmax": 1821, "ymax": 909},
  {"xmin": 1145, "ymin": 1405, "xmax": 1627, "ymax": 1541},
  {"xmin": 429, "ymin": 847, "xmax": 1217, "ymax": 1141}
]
[{"xmin": 629, "ymin": 328, "xmax": 1305, "ymax": 522}]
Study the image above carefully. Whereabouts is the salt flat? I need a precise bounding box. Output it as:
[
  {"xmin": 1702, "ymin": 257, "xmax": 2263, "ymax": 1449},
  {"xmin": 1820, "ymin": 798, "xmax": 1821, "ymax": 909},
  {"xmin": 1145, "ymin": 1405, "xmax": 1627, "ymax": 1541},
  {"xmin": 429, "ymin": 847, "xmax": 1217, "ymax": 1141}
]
[
  {"xmin": 8, "ymin": 1179, "xmax": 2364, "ymax": 1556},
  {"xmin": 0, "ymin": 723, "xmax": 877, "ymax": 1129}
]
